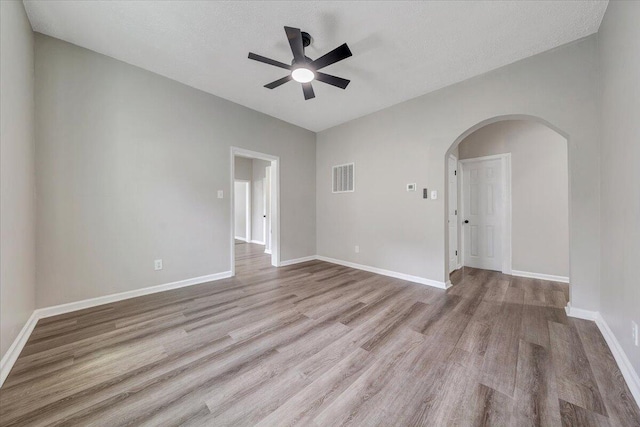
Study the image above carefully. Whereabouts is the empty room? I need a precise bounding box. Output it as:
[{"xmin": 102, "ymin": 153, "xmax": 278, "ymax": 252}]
[{"xmin": 1, "ymin": 0, "xmax": 639, "ymax": 425}]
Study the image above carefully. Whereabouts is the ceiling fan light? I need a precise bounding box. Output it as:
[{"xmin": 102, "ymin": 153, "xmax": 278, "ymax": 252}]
[{"xmin": 291, "ymin": 67, "xmax": 315, "ymax": 83}]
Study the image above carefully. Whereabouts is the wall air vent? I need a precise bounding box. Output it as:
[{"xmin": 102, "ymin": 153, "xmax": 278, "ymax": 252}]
[{"xmin": 332, "ymin": 163, "xmax": 355, "ymax": 193}]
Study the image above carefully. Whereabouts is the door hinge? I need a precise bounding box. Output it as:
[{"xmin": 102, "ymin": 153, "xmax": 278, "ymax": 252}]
[
  {"xmin": 454, "ymin": 170, "xmax": 457, "ymax": 176},
  {"xmin": 455, "ymin": 209, "xmax": 457, "ymax": 215},
  {"xmin": 455, "ymin": 250, "xmax": 458, "ymax": 256}
]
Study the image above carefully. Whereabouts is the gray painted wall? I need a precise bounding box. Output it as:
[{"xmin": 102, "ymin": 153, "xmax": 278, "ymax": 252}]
[
  {"xmin": 234, "ymin": 157, "xmax": 252, "ymax": 181},
  {"xmin": 598, "ymin": 0, "xmax": 640, "ymax": 374},
  {"xmin": 234, "ymin": 181, "xmax": 248, "ymax": 240},
  {"xmin": 458, "ymin": 120, "xmax": 569, "ymax": 277},
  {"xmin": 34, "ymin": 34, "xmax": 316, "ymax": 308},
  {"xmin": 0, "ymin": 1, "xmax": 36, "ymax": 358},
  {"xmin": 317, "ymin": 36, "xmax": 601, "ymax": 311}
]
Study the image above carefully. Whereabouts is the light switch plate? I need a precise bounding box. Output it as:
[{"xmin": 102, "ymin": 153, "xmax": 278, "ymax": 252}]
[
  {"xmin": 431, "ymin": 190, "xmax": 438, "ymax": 199},
  {"xmin": 217, "ymin": 190, "xmax": 224, "ymax": 199}
]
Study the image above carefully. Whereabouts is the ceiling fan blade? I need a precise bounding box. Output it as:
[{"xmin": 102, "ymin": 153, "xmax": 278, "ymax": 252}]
[
  {"xmin": 315, "ymin": 72, "xmax": 350, "ymax": 89},
  {"xmin": 264, "ymin": 75, "xmax": 292, "ymax": 89},
  {"xmin": 284, "ymin": 26, "xmax": 305, "ymax": 63},
  {"xmin": 311, "ymin": 43, "xmax": 352, "ymax": 70},
  {"xmin": 248, "ymin": 52, "xmax": 291, "ymax": 70},
  {"xmin": 302, "ymin": 83, "xmax": 315, "ymax": 100}
]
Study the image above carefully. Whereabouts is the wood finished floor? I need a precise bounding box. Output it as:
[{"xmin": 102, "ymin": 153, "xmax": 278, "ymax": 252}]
[{"xmin": 1, "ymin": 243, "xmax": 639, "ymax": 426}]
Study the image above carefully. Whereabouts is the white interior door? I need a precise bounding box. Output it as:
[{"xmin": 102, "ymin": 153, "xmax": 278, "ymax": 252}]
[
  {"xmin": 448, "ymin": 155, "xmax": 459, "ymax": 273},
  {"xmin": 462, "ymin": 158, "xmax": 503, "ymax": 271}
]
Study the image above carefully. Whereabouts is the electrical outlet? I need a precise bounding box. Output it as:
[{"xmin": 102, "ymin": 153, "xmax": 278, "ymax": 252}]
[
  {"xmin": 633, "ymin": 321, "xmax": 639, "ymax": 347},
  {"xmin": 355, "ymin": 245, "xmax": 360, "ymax": 253},
  {"xmin": 154, "ymin": 259, "xmax": 163, "ymax": 271}
]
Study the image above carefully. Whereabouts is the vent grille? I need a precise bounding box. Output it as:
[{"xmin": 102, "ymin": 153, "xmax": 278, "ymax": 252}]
[{"xmin": 332, "ymin": 163, "xmax": 355, "ymax": 193}]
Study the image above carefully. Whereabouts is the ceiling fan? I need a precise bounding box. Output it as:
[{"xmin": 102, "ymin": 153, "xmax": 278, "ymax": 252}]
[{"xmin": 248, "ymin": 26, "xmax": 352, "ymax": 100}]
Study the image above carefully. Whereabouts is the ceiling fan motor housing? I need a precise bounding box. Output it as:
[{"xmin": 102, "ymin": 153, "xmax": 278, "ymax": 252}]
[
  {"xmin": 301, "ymin": 32, "xmax": 312, "ymax": 48},
  {"xmin": 293, "ymin": 32, "xmax": 313, "ymax": 66}
]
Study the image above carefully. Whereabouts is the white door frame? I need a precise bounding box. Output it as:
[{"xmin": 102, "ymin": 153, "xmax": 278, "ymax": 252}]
[
  {"xmin": 448, "ymin": 154, "xmax": 460, "ymax": 273},
  {"xmin": 263, "ymin": 168, "xmax": 272, "ymax": 254},
  {"xmin": 230, "ymin": 147, "xmax": 280, "ymax": 275},
  {"xmin": 262, "ymin": 177, "xmax": 268, "ymax": 245},
  {"xmin": 459, "ymin": 153, "xmax": 512, "ymax": 274},
  {"xmin": 233, "ymin": 180, "xmax": 251, "ymax": 242}
]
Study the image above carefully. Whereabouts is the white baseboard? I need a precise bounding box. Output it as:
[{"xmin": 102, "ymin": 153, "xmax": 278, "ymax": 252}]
[
  {"xmin": 0, "ymin": 271, "xmax": 232, "ymax": 388},
  {"xmin": 264, "ymin": 249, "xmax": 272, "ymax": 254},
  {"xmin": 0, "ymin": 312, "xmax": 39, "ymax": 387},
  {"xmin": 37, "ymin": 271, "xmax": 232, "ymax": 319},
  {"xmin": 235, "ymin": 236, "xmax": 248, "ymax": 242},
  {"xmin": 564, "ymin": 302, "xmax": 598, "ymax": 320},
  {"xmin": 316, "ymin": 256, "xmax": 448, "ymax": 289},
  {"xmin": 278, "ymin": 254, "xmax": 449, "ymax": 290},
  {"xmin": 594, "ymin": 313, "xmax": 640, "ymax": 406},
  {"xmin": 511, "ymin": 269, "xmax": 570, "ymax": 283},
  {"xmin": 279, "ymin": 256, "xmax": 317, "ymax": 267},
  {"xmin": 250, "ymin": 240, "xmax": 265, "ymax": 245},
  {"xmin": 565, "ymin": 303, "xmax": 640, "ymax": 407}
]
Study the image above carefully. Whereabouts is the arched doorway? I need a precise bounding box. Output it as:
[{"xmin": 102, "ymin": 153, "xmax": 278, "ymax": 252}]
[{"xmin": 444, "ymin": 115, "xmax": 571, "ymax": 294}]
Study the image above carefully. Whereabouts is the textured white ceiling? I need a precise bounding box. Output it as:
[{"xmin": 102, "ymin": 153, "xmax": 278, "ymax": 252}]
[{"xmin": 23, "ymin": 1, "xmax": 608, "ymax": 132}]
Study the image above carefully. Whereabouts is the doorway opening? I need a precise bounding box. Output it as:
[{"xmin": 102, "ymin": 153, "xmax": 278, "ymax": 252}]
[
  {"xmin": 231, "ymin": 147, "xmax": 280, "ymax": 276},
  {"xmin": 446, "ymin": 117, "xmax": 570, "ymax": 286}
]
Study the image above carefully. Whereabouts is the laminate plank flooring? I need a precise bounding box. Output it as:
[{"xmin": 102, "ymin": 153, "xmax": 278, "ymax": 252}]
[{"xmin": 1, "ymin": 243, "xmax": 638, "ymax": 426}]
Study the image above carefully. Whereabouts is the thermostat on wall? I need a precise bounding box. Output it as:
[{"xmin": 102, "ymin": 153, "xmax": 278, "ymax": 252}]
[{"xmin": 407, "ymin": 183, "xmax": 416, "ymax": 191}]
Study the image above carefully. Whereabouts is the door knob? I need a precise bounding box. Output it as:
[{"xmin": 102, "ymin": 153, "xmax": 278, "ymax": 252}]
[{"xmin": 464, "ymin": 220, "xmax": 469, "ymax": 224}]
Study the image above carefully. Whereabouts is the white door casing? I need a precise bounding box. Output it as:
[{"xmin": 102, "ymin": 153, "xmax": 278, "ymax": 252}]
[
  {"xmin": 250, "ymin": 178, "xmax": 265, "ymax": 245},
  {"xmin": 460, "ymin": 154, "xmax": 512, "ymax": 273},
  {"xmin": 262, "ymin": 177, "xmax": 267, "ymax": 245},
  {"xmin": 448, "ymin": 155, "xmax": 459, "ymax": 273},
  {"xmin": 264, "ymin": 165, "xmax": 272, "ymax": 255}
]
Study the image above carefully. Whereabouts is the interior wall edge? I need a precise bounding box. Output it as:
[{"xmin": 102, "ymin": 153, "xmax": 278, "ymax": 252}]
[
  {"xmin": 0, "ymin": 0, "xmax": 37, "ymax": 361},
  {"xmin": 565, "ymin": 304, "xmax": 640, "ymax": 407},
  {"xmin": 0, "ymin": 311, "xmax": 39, "ymax": 388},
  {"xmin": 595, "ymin": 312, "xmax": 640, "ymax": 407}
]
